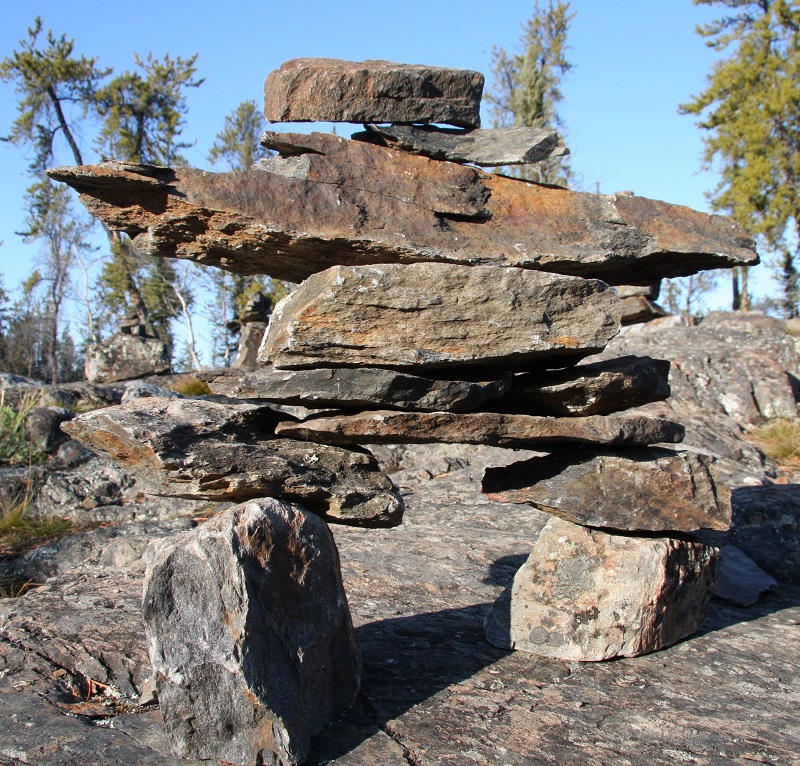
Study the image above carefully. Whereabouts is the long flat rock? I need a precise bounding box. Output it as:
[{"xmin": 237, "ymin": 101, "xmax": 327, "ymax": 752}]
[
  {"xmin": 274, "ymin": 410, "xmax": 685, "ymax": 448},
  {"xmin": 200, "ymin": 365, "xmax": 511, "ymax": 412},
  {"xmin": 47, "ymin": 131, "xmax": 758, "ymax": 286},
  {"xmin": 259, "ymin": 263, "xmax": 621, "ymax": 371},
  {"xmin": 263, "ymin": 58, "xmax": 484, "ymax": 128},
  {"xmin": 353, "ymin": 123, "xmax": 568, "ymax": 166}
]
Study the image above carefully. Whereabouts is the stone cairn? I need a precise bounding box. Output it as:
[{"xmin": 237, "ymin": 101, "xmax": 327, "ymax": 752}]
[{"xmin": 54, "ymin": 58, "xmax": 757, "ymax": 766}]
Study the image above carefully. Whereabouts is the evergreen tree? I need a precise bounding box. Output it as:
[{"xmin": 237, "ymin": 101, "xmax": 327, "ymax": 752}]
[
  {"xmin": 208, "ymin": 100, "xmax": 267, "ymax": 171},
  {"xmin": 486, "ymin": 1, "xmax": 574, "ymax": 185},
  {"xmin": 680, "ymin": 0, "xmax": 800, "ymax": 316}
]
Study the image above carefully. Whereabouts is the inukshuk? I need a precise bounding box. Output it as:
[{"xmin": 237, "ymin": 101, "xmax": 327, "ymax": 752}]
[{"xmin": 54, "ymin": 58, "xmax": 756, "ymax": 766}]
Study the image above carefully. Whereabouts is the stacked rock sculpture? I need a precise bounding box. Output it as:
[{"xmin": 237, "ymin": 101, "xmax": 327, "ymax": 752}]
[{"xmin": 54, "ymin": 59, "xmax": 756, "ymax": 766}]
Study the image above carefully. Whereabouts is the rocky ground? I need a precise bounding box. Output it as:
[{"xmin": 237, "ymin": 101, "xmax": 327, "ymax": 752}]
[{"xmin": 1, "ymin": 313, "xmax": 799, "ymax": 765}]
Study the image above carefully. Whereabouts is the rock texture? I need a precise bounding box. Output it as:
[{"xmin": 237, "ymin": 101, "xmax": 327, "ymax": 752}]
[
  {"xmin": 353, "ymin": 123, "xmax": 567, "ymax": 166},
  {"xmin": 482, "ymin": 447, "xmax": 731, "ymax": 532},
  {"xmin": 47, "ymin": 137, "xmax": 758, "ymax": 286},
  {"xmin": 259, "ymin": 264, "xmax": 622, "ymax": 371},
  {"xmin": 484, "ymin": 516, "xmax": 718, "ymax": 661},
  {"xmin": 713, "ymin": 545, "xmax": 777, "ymax": 606},
  {"xmin": 263, "ymin": 58, "xmax": 484, "ymax": 128},
  {"xmin": 85, "ymin": 333, "xmax": 170, "ymax": 383},
  {"xmin": 62, "ymin": 397, "xmax": 403, "ymax": 527},
  {"xmin": 489, "ymin": 355, "xmax": 670, "ymax": 416},
  {"xmin": 143, "ymin": 498, "xmax": 361, "ymax": 766},
  {"xmin": 275, "ymin": 410, "xmax": 684, "ymax": 448},
  {"xmin": 201, "ymin": 365, "xmax": 511, "ymax": 412}
]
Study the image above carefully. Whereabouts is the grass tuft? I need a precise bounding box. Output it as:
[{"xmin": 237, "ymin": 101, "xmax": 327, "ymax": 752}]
[
  {"xmin": 167, "ymin": 375, "xmax": 212, "ymax": 397},
  {"xmin": 0, "ymin": 492, "xmax": 73, "ymax": 558},
  {"xmin": 748, "ymin": 418, "xmax": 800, "ymax": 464},
  {"xmin": 0, "ymin": 576, "xmax": 39, "ymax": 599},
  {"xmin": 0, "ymin": 389, "xmax": 46, "ymax": 465}
]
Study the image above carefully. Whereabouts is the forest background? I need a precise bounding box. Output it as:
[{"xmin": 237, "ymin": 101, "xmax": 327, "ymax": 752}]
[{"xmin": 0, "ymin": 0, "xmax": 787, "ymax": 380}]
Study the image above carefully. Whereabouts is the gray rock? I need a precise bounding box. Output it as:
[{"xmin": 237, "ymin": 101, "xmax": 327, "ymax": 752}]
[
  {"xmin": 232, "ymin": 321, "xmax": 268, "ymax": 367},
  {"xmin": 85, "ymin": 333, "xmax": 170, "ymax": 383},
  {"xmin": 484, "ymin": 516, "xmax": 718, "ymax": 661},
  {"xmin": 23, "ymin": 406, "xmax": 74, "ymax": 453},
  {"xmin": 263, "ymin": 58, "xmax": 484, "ymax": 128},
  {"xmin": 63, "ymin": 397, "xmax": 404, "ymax": 527},
  {"xmin": 121, "ymin": 380, "xmax": 181, "ymax": 403},
  {"xmin": 201, "ymin": 365, "xmax": 511, "ymax": 412},
  {"xmin": 482, "ymin": 447, "xmax": 731, "ymax": 532},
  {"xmin": 489, "ymin": 355, "xmax": 670, "ymax": 416},
  {"xmin": 143, "ymin": 498, "xmax": 362, "ymax": 766},
  {"xmin": 352, "ymin": 123, "xmax": 567, "ymax": 166},
  {"xmin": 713, "ymin": 544, "xmax": 777, "ymax": 606},
  {"xmin": 615, "ymin": 282, "xmax": 662, "ymax": 300},
  {"xmin": 260, "ymin": 264, "xmax": 622, "ymax": 371},
  {"xmin": 275, "ymin": 409, "xmax": 684, "ymax": 448},
  {"xmin": 0, "ymin": 372, "xmax": 41, "ymax": 386}
]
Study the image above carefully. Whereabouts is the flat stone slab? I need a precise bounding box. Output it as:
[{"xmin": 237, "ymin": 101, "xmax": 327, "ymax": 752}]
[
  {"xmin": 489, "ymin": 355, "xmax": 671, "ymax": 416},
  {"xmin": 62, "ymin": 397, "xmax": 403, "ymax": 527},
  {"xmin": 275, "ymin": 410, "xmax": 685, "ymax": 448},
  {"xmin": 85, "ymin": 333, "xmax": 170, "ymax": 383},
  {"xmin": 200, "ymin": 365, "xmax": 511, "ymax": 412},
  {"xmin": 259, "ymin": 263, "xmax": 622, "ymax": 371},
  {"xmin": 47, "ymin": 132, "xmax": 758, "ymax": 286},
  {"xmin": 144, "ymin": 498, "xmax": 361, "ymax": 765},
  {"xmin": 484, "ymin": 516, "xmax": 718, "ymax": 661},
  {"xmin": 263, "ymin": 58, "xmax": 484, "ymax": 128},
  {"xmin": 352, "ymin": 123, "xmax": 568, "ymax": 166},
  {"xmin": 482, "ymin": 447, "xmax": 731, "ymax": 532}
]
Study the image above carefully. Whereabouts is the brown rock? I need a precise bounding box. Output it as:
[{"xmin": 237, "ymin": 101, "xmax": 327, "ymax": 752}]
[
  {"xmin": 484, "ymin": 516, "xmax": 718, "ymax": 661},
  {"xmin": 232, "ymin": 321, "xmax": 267, "ymax": 368},
  {"xmin": 619, "ymin": 295, "xmax": 668, "ymax": 325},
  {"xmin": 84, "ymin": 333, "xmax": 170, "ymax": 383},
  {"xmin": 47, "ymin": 135, "xmax": 758, "ymax": 286},
  {"xmin": 275, "ymin": 410, "xmax": 684, "ymax": 448},
  {"xmin": 62, "ymin": 397, "xmax": 403, "ymax": 527},
  {"xmin": 263, "ymin": 58, "xmax": 484, "ymax": 128},
  {"xmin": 482, "ymin": 447, "xmax": 732, "ymax": 532},
  {"xmin": 259, "ymin": 263, "xmax": 622, "ymax": 371}
]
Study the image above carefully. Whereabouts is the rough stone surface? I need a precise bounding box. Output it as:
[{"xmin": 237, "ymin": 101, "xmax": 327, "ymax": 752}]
[
  {"xmin": 482, "ymin": 447, "xmax": 731, "ymax": 532},
  {"xmin": 62, "ymin": 397, "xmax": 404, "ymax": 527},
  {"xmin": 619, "ymin": 294, "xmax": 668, "ymax": 325},
  {"xmin": 143, "ymin": 498, "xmax": 362, "ymax": 766},
  {"xmin": 484, "ymin": 516, "xmax": 718, "ymax": 661},
  {"xmin": 201, "ymin": 365, "xmax": 511, "ymax": 412},
  {"xmin": 275, "ymin": 410, "xmax": 684, "ymax": 448},
  {"xmin": 263, "ymin": 58, "xmax": 484, "ymax": 128},
  {"xmin": 23, "ymin": 406, "xmax": 74, "ymax": 454},
  {"xmin": 489, "ymin": 355, "xmax": 670, "ymax": 416},
  {"xmin": 85, "ymin": 333, "xmax": 170, "ymax": 383},
  {"xmin": 259, "ymin": 263, "xmax": 622, "ymax": 371},
  {"xmin": 353, "ymin": 123, "xmax": 568, "ymax": 166},
  {"xmin": 232, "ymin": 321, "xmax": 268, "ymax": 367},
  {"xmin": 47, "ymin": 139, "xmax": 758, "ymax": 286},
  {"xmin": 713, "ymin": 545, "xmax": 777, "ymax": 606},
  {"xmin": 120, "ymin": 380, "xmax": 180, "ymax": 403}
]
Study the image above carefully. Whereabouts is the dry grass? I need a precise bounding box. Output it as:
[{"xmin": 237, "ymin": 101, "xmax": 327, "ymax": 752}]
[
  {"xmin": 747, "ymin": 418, "xmax": 800, "ymax": 466},
  {"xmin": 167, "ymin": 375, "xmax": 212, "ymax": 397},
  {"xmin": 0, "ymin": 576, "xmax": 38, "ymax": 599},
  {"xmin": 0, "ymin": 492, "xmax": 73, "ymax": 559}
]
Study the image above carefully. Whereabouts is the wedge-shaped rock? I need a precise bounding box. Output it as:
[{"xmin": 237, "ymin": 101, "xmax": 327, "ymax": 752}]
[
  {"xmin": 200, "ymin": 365, "xmax": 511, "ymax": 412},
  {"xmin": 489, "ymin": 355, "xmax": 670, "ymax": 416},
  {"xmin": 275, "ymin": 410, "xmax": 684, "ymax": 448},
  {"xmin": 47, "ymin": 132, "xmax": 758, "ymax": 286},
  {"xmin": 482, "ymin": 447, "xmax": 731, "ymax": 532},
  {"xmin": 484, "ymin": 516, "xmax": 718, "ymax": 661},
  {"xmin": 353, "ymin": 123, "xmax": 568, "ymax": 166},
  {"xmin": 62, "ymin": 397, "xmax": 403, "ymax": 527},
  {"xmin": 144, "ymin": 498, "xmax": 361, "ymax": 765},
  {"xmin": 264, "ymin": 58, "xmax": 484, "ymax": 128},
  {"xmin": 259, "ymin": 264, "xmax": 622, "ymax": 371}
]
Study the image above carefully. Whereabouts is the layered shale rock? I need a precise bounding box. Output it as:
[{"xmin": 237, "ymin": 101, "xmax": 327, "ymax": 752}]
[
  {"xmin": 84, "ymin": 332, "xmax": 170, "ymax": 383},
  {"xmin": 484, "ymin": 516, "xmax": 718, "ymax": 661},
  {"xmin": 143, "ymin": 498, "xmax": 361, "ymax": 765},
  {"xmin": 263, "ymin": 58, "xmax": 484, "ymax": 127},
  {"xmin": 62, "ymin": 397, "xmax": 403, "ymax": 527},
  {"xmin": 482, "ymin": 447, "xmax": 732, "ymax": 532},
  {"xmin": 47, "ymin": 131, "xmax": 758, "ymax": 286},
  {"xmin": 258, "ymin": 263, "xmax": 622, "ymax": 371}
]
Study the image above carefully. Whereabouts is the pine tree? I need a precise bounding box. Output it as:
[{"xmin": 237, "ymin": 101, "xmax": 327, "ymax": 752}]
[
  {"xmin": 208, "ymin": 100, "xmax": 267, "ymax": 171},
  {"xmin": 680, "ymin": 0, "xmax": 800, "ymax": 316},
  {"xmin": 486, "ymin": 1, "xmax": 574, "ymax": 185}
]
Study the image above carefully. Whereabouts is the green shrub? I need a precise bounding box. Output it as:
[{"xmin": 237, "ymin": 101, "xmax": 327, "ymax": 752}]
[{"xmin": 0, "ymin": 390, "xmax": 45, "ymax": 465}]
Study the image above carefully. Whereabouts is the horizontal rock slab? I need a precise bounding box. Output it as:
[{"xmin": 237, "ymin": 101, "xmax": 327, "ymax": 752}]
[
  {"xmin": 85, "ymin": 333, "xmax": 170, "ymax": 383},
  {"xmin": 47, "ymin": 132, "xmax": 758, "ymax": 286},
  {"xmin": 482, "ymin": 447, "xmax": 731, "ymax": 532},
  {"xmin": 484, "ymin": 516, "xmax": 718, "ymax": 661},
  {"xmin": 619, "ymin": 295, "xmax": 668, "ymax": 325},
  {"xmin": 200, "ymin": 365, "xmax": 511, "ymax": 412},
  {"xmin": 144, "ymin": 498, "xmax": 361, "ymax": 765},
  {"xmin": 275, "ymin": 410, "xmax": 684, "ymax": 448},
  {"xmin": 62, "ymin": 398, "xmax": 403, "ymax": 527},
  {"xmin": 259, "ymin": 264, "xmax": 622, "ymax": 371},
  {"xmin": 263, "ymin": 58, "xmax": 483, "ymax": 128},
  {"xmin": 489, "ymin": 355, "xmax": 670, "ymax": 417},
  {"xmin": 352, "ymin": 123, "xmax": 568, "ymax": 166}
]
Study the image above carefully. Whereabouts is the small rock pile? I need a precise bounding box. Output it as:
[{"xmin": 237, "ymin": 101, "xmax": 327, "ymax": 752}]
[{"xmin": 55, "ymin": 59, "xmax": 758, "ymax": 766}]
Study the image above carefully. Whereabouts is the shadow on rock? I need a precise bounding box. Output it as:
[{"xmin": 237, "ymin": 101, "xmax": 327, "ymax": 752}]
[{"xmin": 482, "ymin": 552, "xmax": 528, "ymax": 587}]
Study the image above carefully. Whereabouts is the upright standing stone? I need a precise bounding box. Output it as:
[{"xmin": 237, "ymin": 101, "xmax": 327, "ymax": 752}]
[{"xmin": 143, "ymin": 498, "xmax": 362, "ymax": 766}]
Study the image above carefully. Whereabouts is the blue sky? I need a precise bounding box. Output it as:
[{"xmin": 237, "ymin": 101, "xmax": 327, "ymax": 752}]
[{"xmin": 0, "ymin": 0, "xmax": 766, "ymax": 325}]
